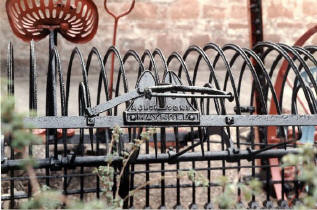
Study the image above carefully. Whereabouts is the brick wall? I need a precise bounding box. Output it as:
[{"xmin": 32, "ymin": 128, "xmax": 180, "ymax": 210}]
[{"xmin": 0, "ymin": 0, "xmax": 316, "ymax": 76}]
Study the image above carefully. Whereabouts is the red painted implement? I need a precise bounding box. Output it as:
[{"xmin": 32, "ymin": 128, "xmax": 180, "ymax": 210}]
[{"xmin": 6, "ymin": 0, "xmax": 98, "ymax": 43}]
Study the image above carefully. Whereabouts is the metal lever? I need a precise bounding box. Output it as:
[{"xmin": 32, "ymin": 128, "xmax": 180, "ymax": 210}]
[
  {"xmin": 141, "ymin": 85, "xmax": 234, "ymax": 101},
  {"xmin": 86, "ymin": 85, "xmax": 233, "ymax": 117}
]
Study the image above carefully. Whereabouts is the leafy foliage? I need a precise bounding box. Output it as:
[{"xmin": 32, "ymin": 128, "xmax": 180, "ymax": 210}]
[
  {"xmin": 282, "ymin": 143, "xmax": 317, "ymax": 209},
  {"xmin": 214, "ymin": 175, "xmax": 262, "ymax": 209}
]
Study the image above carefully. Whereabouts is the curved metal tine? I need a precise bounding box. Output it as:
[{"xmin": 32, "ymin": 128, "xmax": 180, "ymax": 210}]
[
  {"xmin": 29, "ymin": 40, "xmax": 37, "ymax": 114},
  {"xmin": 203, "ymin": 44, "xmax": 241, "ymax": 185},
  {"xmin": 183, "ymin": 46, "xmax": 227, "ymax": 155},
  {"xmin": 255, "ymin": 42, "xmax": 314, "ymax": 108},
  {"xmin": 123, "ymin": 49, "xmax": 145, "ymax": 86},
  {"xmin": 152, "ymin": 48, "xmax": 169, "ymax": 79},
  {"xmin": 65, "ymin": 47, "xmax": 94, "ymax": 152},
  {"xmin": 293, "ymin": 46, "xmax": 317, "ymax": 80},
  {"xmin": 166, "ymin": 54, "xmax": 203, "ymax": 193},
  {"xmin": 47, "ymin": 47, "xmax": 67, "ymax": 159},
  {"xmin": 243, "ymin": 48, "xmax": 287, "ymax": 142},
  {"xmin": 167, "ymin": 51, "xmax": 197, "ymax": 113},
  {"xmin": 7, "ymin": 42, "xmax": 15, "ymax": 96},
  {"xmin": 149, "ymin": 49, "xmax": 168, "ymax": 193},
  {"xmin": 122, "ymin": 50, "xmax": 145, "ymax": 155},
  {"xmin": 86, "ymin": 49, "xmax": 105, "ymax": 196},
  {"xmin": 66, "ymin": 47, "xmax": 91, "ymax": 114},
  {"xmin": 203, "ymin": 43, "xmax": 241, "ymax": 172},
  {"xmin": 86, "ymin": 48, "xmax": 107, "ymax": 199},
  {"xmin": 86, "ymin": 47, "xmax": 112, "ymax": 157},
  {"xmin": 102, "ymin": 46, "xmax": 128, "ymax": 116},
  {"xmin": 256, "ymin": 42, "xmax": 315, "ymax": 115},
  {"xmin": 86, "ymin": 47, "xmax": 109, "ymax": 105},
  {"xmin": 291, "ymin": 82, "xmax": 317, "ymax": 115},
  {"xmin": 204, "ymin": 43, "xmax": 240, "ymax": 113},
  {"xmin": 103, "ymin": 46, "xmax": 128, "ymax": 148},
  {"xmin": 222, "ymin": 44, "xmax": 267, "ymax": 156},
  {"xmin": 254, "ymin": 42, "xmax": 315, "ymax": 201},
  {"xmin": 6, "ymin": 41, "xmax": 15, "ymax": 209},
  {"xmin": 110, "ymin": 48, "xmax": 130, "ymax": 158},
  {"xmin": 243, "ymin": 48, "xmax": 282, "ymax": 114},
  {"xmin": 184, "ymin": 45, "xmax": 227, "ymax": 114},
  {"xmin": 78, "ymin": 81, "xmax": 87, "ymax": 200},
  {"xmin": 283, "ymin": 46, "xmax": 317, "ymax": 114},
  {"xmin": 304, "ymin": 45, "xmax": 317, "ymax": 54},
  {"xmin": 292, "ymin": 47, "xmax": 316, "ymax": 80},
  {"xmin": 279, "ymin": 43, "xmax": 317, "ymax": 96},
  {"xmin": 223, "ymin": 44, "xmax": 267, "ymax": 113},
  {"xmin": 235, "ymin": 54, "xmax": 263, "ymax": 153},
  {"xmin": 53, "ymin": 48, "xmax": 67, "ymax": 150},
  {"xmin": 141, "ymin": 49, "xmax": 160, "ymax": 81},
  {"xmin": 47, "ymin": 46, "xmax": 69, "ymax": 200},
  {"xmin": 168, "ymin": 52, "xmax": 192, "ymax": 85}
]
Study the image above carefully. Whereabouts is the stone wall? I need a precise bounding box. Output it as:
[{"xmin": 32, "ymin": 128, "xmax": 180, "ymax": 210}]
[{"xmin": 0, "ymin": 0, "xmax": 316, "ymax": 76}]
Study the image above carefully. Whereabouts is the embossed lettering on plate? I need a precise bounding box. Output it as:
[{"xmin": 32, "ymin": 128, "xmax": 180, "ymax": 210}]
[{"xmin": 124, "ymin": 71, "xmax": 200, "ymax": 125}]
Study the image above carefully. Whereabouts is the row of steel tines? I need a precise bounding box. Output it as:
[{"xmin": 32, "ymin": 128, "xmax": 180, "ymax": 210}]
[{"xmin": 3, "ymin": 41, "xmax": 316, "ymax": 208}]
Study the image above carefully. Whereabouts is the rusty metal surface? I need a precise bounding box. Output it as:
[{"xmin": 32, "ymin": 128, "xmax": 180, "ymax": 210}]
[{"xmin": 6, "ymin": 0, "xmax": 98, "ymax": 43}]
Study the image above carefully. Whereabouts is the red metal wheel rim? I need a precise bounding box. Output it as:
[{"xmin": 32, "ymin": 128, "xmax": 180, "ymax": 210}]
[{"xmin": 266, "ymin": 25, "xmax": 317, "ymax": 202}]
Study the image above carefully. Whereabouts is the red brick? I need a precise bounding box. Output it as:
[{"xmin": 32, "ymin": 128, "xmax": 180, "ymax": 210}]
[
  {"xmin": 267, "ymin": 2, "xmax": 293, "ymax": 19},
  {"xmin": 312, "ymin": 35, "xmax": 317, "ymax": 45},
  {"xmin": 137, "ymin": 23, "xmax": 165, "ymax": 30},
  {"xmin": 157, "ymin": 34, "xmax": 183, "ymax": 54},
  {"xmin": 276, "ymin": 22, "xmax": 303, "ymax": 29},
  {"xmin": 203, "ymin": 5, "xmax": 226, "ymax": 19},
  {"xmin": 265, "ymin": 34, "xmax": 281, "ymax": 43},
  {"xmin": 169, "ymin": 0, "xmax": 199, "ymax": 19},
  {"xmin": 129, "ymin": 2, "xmax": 159, "ymax": 19},
  {"xmin": 189, "ymin": 34, "xmax": 210, "ymax": 47},
  {"xmin": 118, "ymin": 38, "xmax": 145, "ymax": 52},
  {"xmin": 303, "ymin": 0, "xmax": 317, "ymax": 17},
  {"xmin": 229, "ymin": 23, "xmax": 248, "ymax": 29},
  {"xmin": 205, "ymin": 23, "xmax": 223, "ymax": 31},
  {"xmin": 174, "ymin": 24, "xmax": 195, "ymax": 31},
  {"xmin": 230, "ymin": 5, "xmax": 247, "ymax": 19}
]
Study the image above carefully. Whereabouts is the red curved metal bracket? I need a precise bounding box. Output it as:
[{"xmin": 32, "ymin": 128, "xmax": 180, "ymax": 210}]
[
  {"xmin": 104, "ymin": 0, "xmax": 135, "ymax": 99},
  {"xmin": 6, "ymin": 0, "xmax": 99, "ymax": 43},
  {"xmin": 267, "ymin": 24, "xmax": 317, "ymax": 202}
]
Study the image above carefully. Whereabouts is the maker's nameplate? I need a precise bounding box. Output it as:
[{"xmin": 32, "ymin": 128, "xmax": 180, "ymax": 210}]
[{"xmin": 124, "ymin": 111, "xmax": 200, "ymax": 125}]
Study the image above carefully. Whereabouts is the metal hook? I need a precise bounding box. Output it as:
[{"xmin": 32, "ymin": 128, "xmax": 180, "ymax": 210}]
[{"xmin": 104, "ymin": 0, "xmax": 136, "ymax": 99}]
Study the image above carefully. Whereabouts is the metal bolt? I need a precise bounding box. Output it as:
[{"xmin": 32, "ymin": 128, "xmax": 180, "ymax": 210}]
[
  {"xmin": 188, "ymin": 114, "xmax": 195, "ymax": 121},
  {"xmin": 87, "ymin": 117, "xmax": 95, "ymax": 126},
  {"xmin": 225, "ymin": 116, "xmax": 234, "ymax": 125},
  {"xmin": 130, "ymin": 114, "xmax": 136, "ymax": 121}
]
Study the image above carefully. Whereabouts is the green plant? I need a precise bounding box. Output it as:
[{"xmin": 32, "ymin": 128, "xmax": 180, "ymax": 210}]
[
  {"xmin": 214, "ymin": 175, "xmax": 262, "ymax": 209},
  {"xmin": 282, "ymin": 143, "xmax": 317, "ymax": 209},
  {"xmin": 93, "ymin": 126, "xmax": 157, "ymax": 208}
]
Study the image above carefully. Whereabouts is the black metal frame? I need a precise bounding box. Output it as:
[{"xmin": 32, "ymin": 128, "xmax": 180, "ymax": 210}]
[{"xmin": 1, "ymin": 40, "xmax": 316, "ymax": 209}]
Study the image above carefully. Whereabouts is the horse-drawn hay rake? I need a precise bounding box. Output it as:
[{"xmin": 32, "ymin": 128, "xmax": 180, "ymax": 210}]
[{"xmin": 1, "ymin": 0, "xmax": 317, "ymax": 209}]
